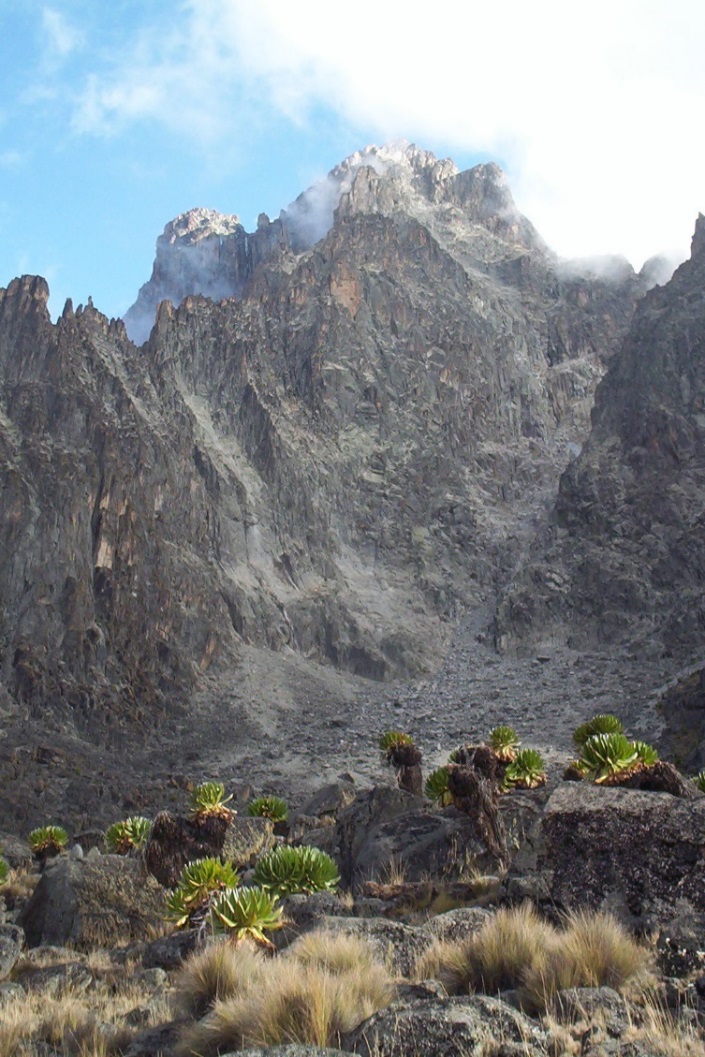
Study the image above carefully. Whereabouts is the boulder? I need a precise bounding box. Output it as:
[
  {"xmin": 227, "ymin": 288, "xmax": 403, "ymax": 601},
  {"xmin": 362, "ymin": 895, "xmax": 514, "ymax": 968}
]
[
  {"xmin": 505, "ymin": 782, "xmax": 705, "ymax": 966},
  {"xmin": 299, "ymin": 779, "xmax": 357, "ymax": 821},
  {"xmin": 222, "ymin": 816, "xmax": 276, "ymax": 868},
  {"xmin": 344, "ymin": 994, "xmax": 547, "ymax": 1057},
  {"xmin": 112, "ymin": 928, "xmax": 200, "ymax": 970},
  {"xmin": 420, "ymin": 906, "xmax": 492, "ymax": 945},
  {"xmin": 17, "ymin": 855, "xmax": 166, "ymax": 949},
  {"xmin": 548, "ymin": 986, "xmax": 629, "ymax": 1037},
  {"xmin": 0, "ymin": 926, "xmax": 21, "ymax": 981},
  {"xmin": 334, "ymin": 786, "xmax": 503, "ymax": 890}
]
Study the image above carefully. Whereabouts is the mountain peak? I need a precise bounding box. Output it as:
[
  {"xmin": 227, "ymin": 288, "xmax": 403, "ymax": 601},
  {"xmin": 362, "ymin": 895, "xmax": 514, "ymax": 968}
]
[{"xmin": 161, "ymin": 208, "xmax": 243, "ymax": 245}]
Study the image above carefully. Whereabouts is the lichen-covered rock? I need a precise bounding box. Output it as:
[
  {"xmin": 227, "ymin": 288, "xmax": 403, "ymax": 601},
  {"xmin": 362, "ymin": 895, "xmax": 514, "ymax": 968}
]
[
  {"xmin": 344, "ymin": 993, "xmax": 548, "ymax": 1057},
  {"xmin": 334, "ymin": 785, "xmax": 504, "ymax": 889},
  {"xmin": 17, "ymin": 855, "xmax": 166, "ymax": 949},
  {"xmin": 505, "ymin": 782, "xmax": 705, "ymax": 968},
  {"xmin": 0, "ymin": 926, "xmax": 21, "ymax": 981}
]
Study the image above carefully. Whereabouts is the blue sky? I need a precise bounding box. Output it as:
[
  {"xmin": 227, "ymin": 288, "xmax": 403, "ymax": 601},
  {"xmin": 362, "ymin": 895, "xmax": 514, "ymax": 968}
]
[{"xmin": 1, "ymin": 1, "xmax": 704, "ymax": 323}]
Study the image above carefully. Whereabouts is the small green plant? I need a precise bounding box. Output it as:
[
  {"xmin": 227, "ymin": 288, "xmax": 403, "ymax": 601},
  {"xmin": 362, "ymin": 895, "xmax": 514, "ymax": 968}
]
[
  {"xmin": 632, "ymin": 741, "xmax": 659, "ymax": 767},
  {"xmin": 424, "ymin": 766, "xmax": 453, "ymax": 806},
  {"xmin": 0, "ymin": 856, "xmax": 8, "ymax": 885},
  {"xmin": 104, "ymin": 816, "xmax": 152, "ymax": 854},
  {"xmin": 579, "ymin": 733, "xmax": 638, "ymax": 784},
  {"xmin": 253, "ymin": 845, "xmax": 340, "ymax": 897},
  {"xmin": 28, "ymin": 825, "xmax": 68, "ymax": 859},
  {"xmin": 573, "ymin": 714, "xmax": 624, "ymax": 750},
  {"xmin": 694, "ymin": 770, "xmax": 705, "ymax": 793},
  {"xmin": 488, "ymin": 725, "xmax": 519, "ymax": 762},
  {"xmin": 379, "ymin": 730, "xmax": 414, "ymax": 754},
  {"xmin": 503, "ymin": 749, "xmax": 547, "ymax": 789},
  {"xmin": 209, "ymin": 886, "xmax": 284, "ymax": 947},
  {"xmin": 189, "ymin": 781, "xmax": 234, "ymax": 821},
  {"xmin": 247, "ymin": 796, "xmax": 289, "ymax": 823},
  {"xmin": 166, "ymin": 857, "xmax": 240, "ymax": 928}
]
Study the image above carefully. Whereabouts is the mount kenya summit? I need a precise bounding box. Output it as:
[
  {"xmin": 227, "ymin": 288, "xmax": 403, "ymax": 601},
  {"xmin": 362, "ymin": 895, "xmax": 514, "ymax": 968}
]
[{"xmin": 0, "ymin": 143, "xmax": 703, "ymax": 829}]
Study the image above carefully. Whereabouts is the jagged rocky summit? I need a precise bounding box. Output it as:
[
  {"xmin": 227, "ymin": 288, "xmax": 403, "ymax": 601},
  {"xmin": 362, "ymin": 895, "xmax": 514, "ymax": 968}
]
[{"xmin": 0, "ymin": 141, "xmax": 696, "ymax": 828}]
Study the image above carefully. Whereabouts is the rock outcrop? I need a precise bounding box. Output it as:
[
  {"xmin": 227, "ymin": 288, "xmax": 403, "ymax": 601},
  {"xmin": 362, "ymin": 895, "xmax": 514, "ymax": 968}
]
[
  {"xmin": 504, "ymin": 782, "xmax": 705, "ymax": 967},
  {"xmin": 495, "ymin": 214, "xmax": 705, "ymax": 664}
]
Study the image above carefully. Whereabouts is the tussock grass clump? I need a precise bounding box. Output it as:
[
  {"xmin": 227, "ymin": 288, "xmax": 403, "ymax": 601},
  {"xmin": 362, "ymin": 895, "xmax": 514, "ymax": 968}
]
[
  {"xmin": 177, "ymin": 929, "xmax": 394, "ymax": 1056},
  {"xmin": 285, "ymin": 930, "xmax": 385, "ymax": 977},
  {"xmin": 174, "ymin": 940, "xmax": 266, "ymax": 1019},
  {"xmin": 415, "ymin": 904, "xmax": 652, "ymax": 1013},
  {"xmin": 521, "ymin": 909, "xmax": 652, "ymax": 1011}
]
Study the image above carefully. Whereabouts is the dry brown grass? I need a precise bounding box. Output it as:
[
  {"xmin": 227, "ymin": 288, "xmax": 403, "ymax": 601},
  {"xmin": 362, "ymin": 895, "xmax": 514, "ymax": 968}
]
[
  {"xmin": 415, "ymin": 904, "xmax": 653, "ymax": 1014},
  {"xmin": 177, "ymin": 929, "xmax": 395, "ymax": 1056},
  {"xmin": 0, "ymin": 962, "xmax": 171, "ymax": 1057},
  {"xmin": 416, "ymin": 903, "xmax": 558, "ymax": 995},
  {"xmin": 1, "ymin": 865, "xmax": 39, "ymax": 912},
  {"xmin": 625, "ymin": 994, "xmax": 705, "ymax": 1056},
  {"xmin": 285, "ymin": 929, "xmax": 385, "ymax": 976},
  {"xmin": 173, "ymin": 940, "xmax": 266, "ymax": 1019},
  {"xmin": 520, "ymin": 909, "xmax": 654, "ymax": 1012}
]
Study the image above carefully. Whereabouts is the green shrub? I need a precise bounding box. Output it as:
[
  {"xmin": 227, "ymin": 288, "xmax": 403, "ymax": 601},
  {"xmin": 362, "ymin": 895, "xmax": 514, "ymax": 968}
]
[
  {"xmin": 0, "ymin": 856, "xmax": 8, "ymax": 885},
  {"xmin": 488, "ymin": 725, "xmax": 519, "ymax": 762},
  {"xmin": 573, "ymin": 714, "xmax": 624, "ymax": 750},
  {"xmin": 28, "ymin": 825, "xmax": 68, "ymax": 858},
  {"xmin": 209, "ymin": 886, "xmax": 283, "ymax": 947},
  {"xmin": 166, "ymin": 857, "xmax": 240, "ymax": 928},
  {"xmin": 253, "ymin": 845, "xmax": 340, "ymax": 897},
  {"xmin": 247, "ymin": 796, "xmax": 288, "ymax": 823},
  {"xmin": 378, "ymin": 730, "xmax": 414, "ymax": 754},
  {"xmin": 503, "ymin": 749, "xmax": 547, "ymax": 789},
  {"xmin": 104, "ymin": 816, "xmax": 152, "ymax": 854},
  {"xmin": 694, "ymin": 770, "xmax": 705, "ymax": 793},
  {"xmin": 189, "ymin": 781, "xmax": 233, "ymax": 821},
  {"xmin": 579, "ymin": 733, "xmax": 638, "ymax": 784},
  {"xmin": 424, "ymin": 766, "xmax": 452, "ymax": 806},
  {"xmin": 632, "ymin": 741, "xmax": 659, "ymax": 767}
]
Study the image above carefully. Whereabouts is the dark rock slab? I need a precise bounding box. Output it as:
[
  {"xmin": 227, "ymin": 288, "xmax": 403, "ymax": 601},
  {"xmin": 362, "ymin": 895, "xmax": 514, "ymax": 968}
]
[
  {"xmin": 505, "ymin": 782, "xmax": 705, "ymax": 967},
  {"xmin": 17, "ymin": 855, "xmax": 165, "ymax": 949},
  {"xmin": 344, "ymin": 994, "xmax": 547, "ymax": 1057}
]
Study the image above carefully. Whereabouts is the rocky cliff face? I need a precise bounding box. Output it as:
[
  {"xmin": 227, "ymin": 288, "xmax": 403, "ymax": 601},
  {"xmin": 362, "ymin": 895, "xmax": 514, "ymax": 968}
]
[
  {"xmin": 494, "ymin": 214, "xmax": 705, "ymax": 665},
  {"xmin": 0, "ymin": 144, "xmax": 653, "ymax": 827}
]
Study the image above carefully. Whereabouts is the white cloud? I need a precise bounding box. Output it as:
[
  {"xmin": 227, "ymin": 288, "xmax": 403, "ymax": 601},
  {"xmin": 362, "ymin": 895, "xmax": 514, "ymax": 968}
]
[
  {"xmin": 41, "ymin": 6, "xmax": 82, "ymax": 61},
  {"xmin": 69, "ymin": 0, "xmax": 705, "ymax": 266}
]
